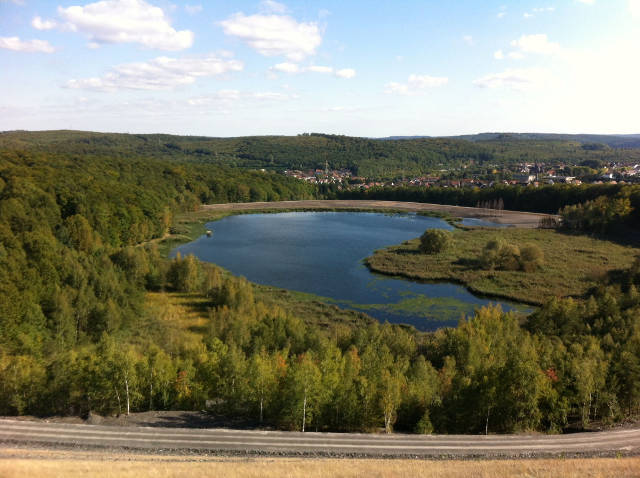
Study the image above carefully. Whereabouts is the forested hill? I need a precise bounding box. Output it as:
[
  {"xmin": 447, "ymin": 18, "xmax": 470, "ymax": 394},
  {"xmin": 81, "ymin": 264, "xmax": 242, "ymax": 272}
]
[
  {"xmin": 381, "ymin": 133, "xmax": 640, "ymax": 148},
  {"xmin": 3, "ymin": 130, "xmax": 640, "ymax": 178}
]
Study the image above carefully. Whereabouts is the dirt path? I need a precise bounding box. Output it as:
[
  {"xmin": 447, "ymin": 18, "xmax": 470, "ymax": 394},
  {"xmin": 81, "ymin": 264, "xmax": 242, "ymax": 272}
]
[{"xmin": 201, "ymin": 200, "xmax": 553, "ymax": 228}]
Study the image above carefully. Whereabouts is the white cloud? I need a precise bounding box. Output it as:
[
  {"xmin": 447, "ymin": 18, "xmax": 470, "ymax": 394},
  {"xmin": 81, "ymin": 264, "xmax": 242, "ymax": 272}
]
[
  {"xmin": 307, "ymin": 65, "xmax": 333, "ymax": 73},
  {"xmin": 42, "ymin": 0, "xmax": 194, "ymax": 50},
  {"xmin": 260, "ymin": 0, "xmax": 288, "ymax": 14},
  {"xmin": 335, "ymin": 68, "xmax": 355, "ymax": 79},
  {"xmin": 271, "ymin": 62, "xmax": 300, "ymax": 73},
  {"xmin": 532, "ymin": 6, "xmax": 556, "ymax": 12},
  {"xmin": 473, "ymin": 67, "xmax": 551, "ymax": 90},
  {"xmin": 32, "ymin": 16, "xmax": 57, "ymax": 30},
  {"xmin": 523, "ymin": 12, "xmax": 534, "ymax": 18},
  {"xmin": 184, "ymin": 4, "xmax": 202, "ymax": 15},
  {"xmin": 576, "ymin": 0, "xmax": 595, "ymax": 4},
  {"xmin": 220, "ymin": 12, "xmax": 321, "ymax": 61},
  {"xmin": 630, "ymin": 0, "xmax": 640, "ymax": 17},
  {"xmin": 269, "ymin": 64, "xmax": 355, "ymax": 78},
  {"xmin": 385, "ymin": 74, "xmax": 448, "ymax": 95},
  {"xmin": 66, "ymin": 55, "xmax": 243, "ymax": 91},
  {"xmin": 511, "ymin": 33, "xmax": 561, "ymax": 55},
  {"xmin": 0, "ymin": 36, "xmax": 55, "ymax": 53},
  {"xmin": 497, "ymin": 12, "xmax": 507, "ymax": 18},
  {"xmin": 463, "ymin": 35, "xmax": 473, "ymax": 45},
  {"xmin": 494, "ymin": 49, "xmax": 504, "ymax": 60}
]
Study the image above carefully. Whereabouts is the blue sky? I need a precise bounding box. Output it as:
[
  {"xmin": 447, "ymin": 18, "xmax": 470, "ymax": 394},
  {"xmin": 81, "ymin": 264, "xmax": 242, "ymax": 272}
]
[{"xmin": 1, "ymin": 0, "xmax": 639, "ymax": 136}]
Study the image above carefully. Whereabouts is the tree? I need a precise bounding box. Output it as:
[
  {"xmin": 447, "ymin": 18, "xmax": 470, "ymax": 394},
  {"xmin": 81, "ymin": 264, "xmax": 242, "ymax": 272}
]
[
  {"xmin": 283, "ymin": 353, "xmax": 322, "ymax": 432},
  {"xmin": 419, "ymin": 229, "xmax": 452, "ymax": 254},
  {"xmin": 248, "ymin": 350, "xmax": 279, "ymax": 423}
]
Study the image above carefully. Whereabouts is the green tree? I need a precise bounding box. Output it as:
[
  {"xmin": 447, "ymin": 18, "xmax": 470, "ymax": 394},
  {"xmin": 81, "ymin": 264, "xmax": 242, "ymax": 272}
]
[{"xmin": 419, "ymin": 229, "xmax": 452, "ymax": 254}]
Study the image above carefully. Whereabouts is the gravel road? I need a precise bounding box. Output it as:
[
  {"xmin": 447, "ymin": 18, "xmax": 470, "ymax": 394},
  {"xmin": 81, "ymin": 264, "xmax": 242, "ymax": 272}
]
[{"xmin": 1, "ymin": 419, "xmax": 638, "ymax": 458}]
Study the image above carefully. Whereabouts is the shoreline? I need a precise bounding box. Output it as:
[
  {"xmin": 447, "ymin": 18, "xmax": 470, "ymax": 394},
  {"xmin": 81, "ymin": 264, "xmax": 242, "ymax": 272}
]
[{"xmin": 200, "ymin": 200, "xmax": 553, "ymax": 228}]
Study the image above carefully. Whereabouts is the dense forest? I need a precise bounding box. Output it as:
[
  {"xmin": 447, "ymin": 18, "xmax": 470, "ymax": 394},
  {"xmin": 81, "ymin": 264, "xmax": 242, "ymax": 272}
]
[
  {"xmin": 3, "ymin": 130, "xmax": 640, "ymax": 179},
  {"xmin": 1, "ymin": 131, "xmax": 639, "ymax": 434}
]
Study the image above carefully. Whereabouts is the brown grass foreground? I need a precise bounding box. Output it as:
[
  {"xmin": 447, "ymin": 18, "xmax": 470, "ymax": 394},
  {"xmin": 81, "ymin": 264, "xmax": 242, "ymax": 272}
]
[{"xmin": 0, "ymin": 448, "xmax": 639, "ymax": 478}]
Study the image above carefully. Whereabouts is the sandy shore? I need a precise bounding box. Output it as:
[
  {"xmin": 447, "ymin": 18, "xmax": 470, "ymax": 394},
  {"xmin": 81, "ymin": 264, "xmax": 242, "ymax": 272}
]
[{"xmin": 201, "ymin": 200, "xmax": 554, "ymax": 228}]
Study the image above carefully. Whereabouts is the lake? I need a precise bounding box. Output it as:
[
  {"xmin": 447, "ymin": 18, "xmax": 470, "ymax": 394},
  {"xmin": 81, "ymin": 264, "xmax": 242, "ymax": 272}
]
[{"xmin": 171, "ymin": 212, "xmax": 531, "ymax": 331}]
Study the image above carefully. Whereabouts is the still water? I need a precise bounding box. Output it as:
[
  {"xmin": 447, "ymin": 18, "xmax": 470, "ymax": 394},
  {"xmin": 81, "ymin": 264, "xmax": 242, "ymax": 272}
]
[{"xmin": 171, "ymin": 212, "xmax": 530, "ymax": 331}]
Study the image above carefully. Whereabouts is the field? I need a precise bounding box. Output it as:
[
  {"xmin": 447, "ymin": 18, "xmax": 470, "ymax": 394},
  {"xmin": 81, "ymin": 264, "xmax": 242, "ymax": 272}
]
[
  {"xmin": 0, "ymin": 447, "xmax": 638, "ymax": 478},
  {"xmin": 366, "ymin": 227, "xmax": 640, "ymax": 305}
]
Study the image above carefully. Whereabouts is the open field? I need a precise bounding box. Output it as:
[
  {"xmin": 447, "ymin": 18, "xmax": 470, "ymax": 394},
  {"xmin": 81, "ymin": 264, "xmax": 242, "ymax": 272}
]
[
  {"xmin": 200, "ymin": 200, "xmax": 551, "ymax": 227},
  {"xmin": 0, "ymin": 447, "xmax": 639, "ymax": 478},
  {"xmin": 366, "ymin": 228, "xmax": 640, "ymax": 305}
]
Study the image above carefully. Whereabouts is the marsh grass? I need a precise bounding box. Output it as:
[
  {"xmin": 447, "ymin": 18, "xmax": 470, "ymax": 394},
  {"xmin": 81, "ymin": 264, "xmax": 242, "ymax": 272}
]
[{"xmin": 366, "ymin": 228, "xmax": 640, "ymax": 305}]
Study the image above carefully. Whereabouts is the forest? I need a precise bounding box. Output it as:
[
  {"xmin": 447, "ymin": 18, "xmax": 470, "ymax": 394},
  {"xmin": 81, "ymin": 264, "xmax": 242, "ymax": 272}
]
[
  {"xmin": 3, "ymin": 130, "xmax": 640, "ymax": 179},
  {"xmin": 0, "ymin": 132, "xmax": 639, "ymax": 434}
]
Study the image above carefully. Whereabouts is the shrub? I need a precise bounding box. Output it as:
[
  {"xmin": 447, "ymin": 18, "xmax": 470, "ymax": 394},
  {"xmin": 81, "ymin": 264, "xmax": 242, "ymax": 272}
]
[
  {"xmin": 419, "ymin": 229, "xmax": 452, "ymax": 254},
  {"xmin": 482, "ymin": 240, "xmax": 544, "ymax": 272},
  {"xmin": 520, "ymin": 244, "xmax": 544, "ymax": 272}
]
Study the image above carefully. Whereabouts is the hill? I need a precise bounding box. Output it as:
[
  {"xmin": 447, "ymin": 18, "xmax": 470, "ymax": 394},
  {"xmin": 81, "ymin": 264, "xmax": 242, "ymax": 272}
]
[{"xmin": 3, "ymin": 130, "xmax": 640, "ymax": 179}]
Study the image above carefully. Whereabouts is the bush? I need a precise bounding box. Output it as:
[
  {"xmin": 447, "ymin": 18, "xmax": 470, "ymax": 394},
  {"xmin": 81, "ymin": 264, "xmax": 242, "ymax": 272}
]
[
  {"xmin": 520, "ymin": 244, "xmax": 544, "ymax": 272},
  {"xmin": 419, "ymin": 229, "xmax": 452, "ymax": 254},
  {"xmin": 481, "ymin": 240, "xmax": 544, "ymax": 272}
]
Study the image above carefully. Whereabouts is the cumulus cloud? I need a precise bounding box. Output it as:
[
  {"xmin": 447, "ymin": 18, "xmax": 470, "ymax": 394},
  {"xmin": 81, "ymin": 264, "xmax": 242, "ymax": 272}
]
[
  {"xmin": 473, "ymin": 67, "xmax": 551, "ymax": 90},
  {"xmin": 0, "ymin": 36, "xmax": 55, "ymax": 53},
  {"xmin": 32, "ymin": 16, "xmax": 57, "ymax": 30},
  {"xmin": 220, "ymin": 12, "xmax": 321, "ymax": 61},
  {"xmin": 36, "ymin": 0, "xmax": 194, "ymax": 50},
  {"xmin": 385, "ymin": 74, "xmax": 448, "ymax": 95},
  {"xmin": 66, "ymin": 55, "xmax": 243, "ymax": 91}
]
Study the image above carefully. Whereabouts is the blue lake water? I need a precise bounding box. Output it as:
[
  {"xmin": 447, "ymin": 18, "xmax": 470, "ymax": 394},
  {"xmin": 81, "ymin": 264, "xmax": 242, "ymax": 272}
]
[{"xmin": 171, "ymin": 212, "xmax": 530, "ymax": 331}]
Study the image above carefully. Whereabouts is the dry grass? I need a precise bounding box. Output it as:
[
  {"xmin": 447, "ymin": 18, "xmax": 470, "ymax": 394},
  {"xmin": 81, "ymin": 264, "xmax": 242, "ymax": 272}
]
[{"xmin": 0, "ymin": 448, "xmax": 638, "ymax": 478}]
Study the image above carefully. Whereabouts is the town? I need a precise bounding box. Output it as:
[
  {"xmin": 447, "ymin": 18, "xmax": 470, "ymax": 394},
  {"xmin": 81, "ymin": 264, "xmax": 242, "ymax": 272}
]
[{"xmin": 284, "ymin": 159, "xmax": 640, "ymax": 190}]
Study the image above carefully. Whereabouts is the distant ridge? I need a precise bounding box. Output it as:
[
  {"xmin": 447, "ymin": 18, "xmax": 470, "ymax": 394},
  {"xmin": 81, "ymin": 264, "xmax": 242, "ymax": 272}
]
[{"xmin": 378, "ymin": 133, "xmax": 640, "ymax": 148}]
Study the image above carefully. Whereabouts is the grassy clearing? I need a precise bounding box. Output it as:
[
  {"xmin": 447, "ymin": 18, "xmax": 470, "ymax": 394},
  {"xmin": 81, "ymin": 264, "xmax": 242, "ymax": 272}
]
[
  {"xmin": 366, "ymin": 228, "xmax": 640, "ymax": 305},
  {"xmin": 0, "ymin": 449, "xmax": 638, "ymax": 478}
]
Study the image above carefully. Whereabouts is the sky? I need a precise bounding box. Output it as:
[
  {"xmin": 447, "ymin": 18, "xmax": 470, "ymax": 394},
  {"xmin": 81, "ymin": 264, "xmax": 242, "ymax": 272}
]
[{"xmin": 1, "ymin": 0, "xmax": 640, "ymax": 137}]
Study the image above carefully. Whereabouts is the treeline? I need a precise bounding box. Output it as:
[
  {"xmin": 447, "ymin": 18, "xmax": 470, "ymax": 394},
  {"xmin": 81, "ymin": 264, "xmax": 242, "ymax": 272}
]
[
  {"xmin": 3, "ymin": 130, "xmax": 640, "ymax": 179},
  {"xmin": 3, "ymin": 249, "xmax": 640, "ymax": 433},
  {"xmin": 337, "ymin": 183, "xmax": 640, "ymax": 219},
  {"xmin": 0, "ymin": 149, "xmax": 315, "ymax": 357}
]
